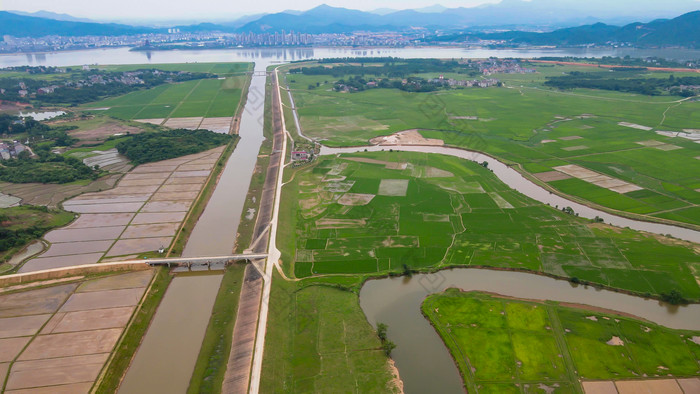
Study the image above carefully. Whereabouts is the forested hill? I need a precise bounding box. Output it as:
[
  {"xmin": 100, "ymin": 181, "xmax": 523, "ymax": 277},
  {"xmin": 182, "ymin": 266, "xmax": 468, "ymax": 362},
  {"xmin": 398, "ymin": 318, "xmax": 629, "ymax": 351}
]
[
  {"xmin": 474, "ymin": 11, "xmax": 700, "ymax": 48},
  {"xmin": 0, "ymin": 11, "xmax": 158, "ymax": 37}
]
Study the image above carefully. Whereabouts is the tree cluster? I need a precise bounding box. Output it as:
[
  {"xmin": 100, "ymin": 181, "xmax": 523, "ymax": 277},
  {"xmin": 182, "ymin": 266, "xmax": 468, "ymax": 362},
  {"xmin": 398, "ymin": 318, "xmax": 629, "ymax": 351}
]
[
  {"xmin": 0, "ymin": 152, "xmax": 97, "ymax": 184},
  {"xmin": 116, "ymin": 129, "xmax": 233, "ymax": 165}
]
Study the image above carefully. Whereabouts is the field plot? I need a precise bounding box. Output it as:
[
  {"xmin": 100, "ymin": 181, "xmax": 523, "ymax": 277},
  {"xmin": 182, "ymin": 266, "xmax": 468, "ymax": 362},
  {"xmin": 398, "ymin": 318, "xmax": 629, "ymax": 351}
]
[
  {"xmin": 260, "ymin": 274, "xmax": 401, "ymax": 393},
  {"xmin": 422, "ymin": 290, "xmax": 700, "ymax": 393},
  {"xmin": 282, "ymin": 151, "xmax": 700, "ymax": 300},
  {"xmin": 18, "ymin": 146, "xmax": 224, "ymax": 272},
  {"xmin": 284, "ymin": 63, "xmax": 700, "ymax": 226},
  {"xmin": 0, "ymin": 270, "xmax": 153, "ymax": 392},
  {"xmin": 84, "ymin": 63, "xmax": 251, "ymax": 122}
]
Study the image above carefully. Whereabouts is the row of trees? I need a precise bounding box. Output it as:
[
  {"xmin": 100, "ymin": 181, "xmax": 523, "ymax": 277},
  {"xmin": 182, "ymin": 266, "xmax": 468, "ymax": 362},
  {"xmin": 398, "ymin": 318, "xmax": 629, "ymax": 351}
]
[
  {"xmin": 297, "ymin": 58, "xmax": 476, "ymax": 78},
  {"xmin": 545, "ymin": 72, "xmax": 700, "ymax": 96}
]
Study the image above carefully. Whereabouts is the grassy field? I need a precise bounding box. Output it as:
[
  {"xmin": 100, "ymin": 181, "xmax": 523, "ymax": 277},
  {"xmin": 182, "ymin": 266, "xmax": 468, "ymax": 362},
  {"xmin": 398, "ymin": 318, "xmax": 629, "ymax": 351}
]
[
  {"xmin": 84, "ymin": 63, "xmax": 253, "ymax": 120},
  {"xmin": 188, "ymin": 264, "xmax": 246, "ymax": 394},
  {"xmin": 279, "ymin": 151, "xmax": 700, "ymax": 300},
  {"xmin": 422, "ymin": 290, "xmax": 700, "ymax": 392},
  {"xmin": 283, "ymin": 62, "xmax": 700, "ymax": 227},
  {"xmin": 260, "ymin": 272, "xmax": 401, "ymax": 393}
]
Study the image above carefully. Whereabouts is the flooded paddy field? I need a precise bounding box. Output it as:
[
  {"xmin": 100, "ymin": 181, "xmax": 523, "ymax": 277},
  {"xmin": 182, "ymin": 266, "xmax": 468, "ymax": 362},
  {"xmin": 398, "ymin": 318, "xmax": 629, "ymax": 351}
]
[
  {"xmin": 18, "ymin": 147, "xmax": 224, "ymax": 272},
  {"xmin": 0, "ymin": 270, "xmax": 154, "ymax": 392}
]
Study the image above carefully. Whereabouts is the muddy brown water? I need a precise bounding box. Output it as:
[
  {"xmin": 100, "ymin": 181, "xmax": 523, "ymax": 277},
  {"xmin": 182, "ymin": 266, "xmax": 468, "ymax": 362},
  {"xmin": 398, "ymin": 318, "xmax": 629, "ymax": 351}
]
[
  {"xmin": 182, "ymin": 61, "xmax": 272, "ymax": 257},
  {"xmin": 118, "ymin": 274, "xmax": 223, "ymax": 394},
  {"xmin": 359, "ymin": 268, "xmax": 700, "ymax": 394}
]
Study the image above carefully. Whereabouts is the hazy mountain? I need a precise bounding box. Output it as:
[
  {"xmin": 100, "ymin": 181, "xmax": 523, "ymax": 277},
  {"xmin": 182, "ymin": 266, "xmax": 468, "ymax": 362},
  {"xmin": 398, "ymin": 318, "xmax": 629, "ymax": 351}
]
[
  {"xmin": 414, "ymin": 4, "xmax": 449, "ymax": 13},
  {"xmin": 462, "ymin": 11, "xmax": 700, "ymax": 48},
  {"xmin": 235, "ymin": 1, "xmax": 700, "ymax": 33},
  {"xmin": 7, "ymin": 10, "xmax": 93, "ymax": 23},
  {"xmin": 0, "ymin": 11, "xmax": 157, "ymax": 37}
]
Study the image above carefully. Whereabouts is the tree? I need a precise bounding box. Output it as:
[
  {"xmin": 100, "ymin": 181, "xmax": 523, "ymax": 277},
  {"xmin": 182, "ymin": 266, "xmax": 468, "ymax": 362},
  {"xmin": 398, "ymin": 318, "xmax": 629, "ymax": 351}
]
[{"xmin": 377, "ymin": 323, "xmax": 388, "ymax": 341}]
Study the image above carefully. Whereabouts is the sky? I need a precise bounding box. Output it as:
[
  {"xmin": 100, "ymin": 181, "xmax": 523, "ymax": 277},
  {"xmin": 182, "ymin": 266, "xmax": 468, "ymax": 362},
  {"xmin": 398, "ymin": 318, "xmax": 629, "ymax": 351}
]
[
  {"xmin": 0, "ymin": 0, "xmax": 698, "ymax": 22},
  {"xmin": 0, "ymin": 0, "xmax": 499, "ymax": 21}
]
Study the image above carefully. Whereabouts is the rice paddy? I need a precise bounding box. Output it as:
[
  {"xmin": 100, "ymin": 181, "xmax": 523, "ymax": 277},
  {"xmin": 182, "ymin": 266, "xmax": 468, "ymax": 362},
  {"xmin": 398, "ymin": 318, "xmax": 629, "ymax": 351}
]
[
  {"xmin": 83, "ymin": 63, "xmax": 252, "ymax": 120},
  {"xmin": 280, "ymin": 151, "xmax": 700, "ymax": 300},
  {"xmin": 283, "ymin": 62, "xmax": 700, "ymax": 227},
  {"xmin": 422, "ymin": 290, "xmax": 700, "ymax": 392}
]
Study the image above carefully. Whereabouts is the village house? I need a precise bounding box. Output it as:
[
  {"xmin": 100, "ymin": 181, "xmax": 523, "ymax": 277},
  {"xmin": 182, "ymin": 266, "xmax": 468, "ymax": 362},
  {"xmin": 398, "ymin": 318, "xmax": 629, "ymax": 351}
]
[{"xmin": 291, "ymin": 151, "xmax": 310, "ymax": 161}]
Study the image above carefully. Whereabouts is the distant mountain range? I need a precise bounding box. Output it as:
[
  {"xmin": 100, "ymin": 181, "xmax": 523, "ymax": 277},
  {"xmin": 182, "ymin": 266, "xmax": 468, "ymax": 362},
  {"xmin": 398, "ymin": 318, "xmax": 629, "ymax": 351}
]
[
  {"xmin": 1, "ymin": 2, "xmax": 699, "ymax": 48},
  {"xmin": 471, "ymin": 11, "xmax": 700, "ymax": 48},
  {"xmin": 0, "ymin": 11, "xmax": 157, "ymax": 37}
]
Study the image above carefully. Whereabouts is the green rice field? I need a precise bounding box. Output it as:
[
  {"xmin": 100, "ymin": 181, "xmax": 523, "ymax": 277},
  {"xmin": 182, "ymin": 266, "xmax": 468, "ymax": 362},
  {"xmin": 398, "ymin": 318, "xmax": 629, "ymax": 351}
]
[
  {"xmin": 260, "ymin": 273, "xmax": 401, "ymax": 393},
  {"xmin": 279, "ymin": 151, "xmax": 700, "ymax": 300},
  {"xmin": 422, "ymin": 290, "xmax": 700, "ymax": 392},
  {"xmin": 282, "ymin": 62, "xmax": 700, "ymax": 227},
  {"xmin": 84, "ymin": 62, "xmax": 252, "ymax": 120}
]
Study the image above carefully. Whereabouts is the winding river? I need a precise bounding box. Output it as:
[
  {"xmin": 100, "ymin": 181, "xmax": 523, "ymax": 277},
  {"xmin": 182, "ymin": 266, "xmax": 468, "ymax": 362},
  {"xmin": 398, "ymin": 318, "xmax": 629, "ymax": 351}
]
[
  {"xmin": 321, "ymin": 145, "xmax": 700, "ymax": 244},
  {"xmin": 360, "ymin": 269, "xmax": 700, "ymax": 394}
]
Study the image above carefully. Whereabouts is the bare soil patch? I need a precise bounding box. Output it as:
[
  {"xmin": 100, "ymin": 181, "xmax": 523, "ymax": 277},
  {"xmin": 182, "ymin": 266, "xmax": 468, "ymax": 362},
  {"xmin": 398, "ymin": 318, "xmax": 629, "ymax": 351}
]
[
  {"xmin": 65, "ymin": 213, "xmax": 134, "ymax": 229},
  {"xmin": 655, "ymin": 144, "xmax": 682, "ymax": 151},
  {"xmin": 0, "ymin": 315, "xmax": 51, "ymax": 339},
  {"xmin": 535, "ymin": 171, "xmax": 572, "ymax": 182},
  {"xmin": 316, "ymin": 218, "xmax": 367, "ymax": 229},
  {"xmin": 619, "ymin": 122, "xmax": 652, "ymax": 131},
  {"xmin": 582, "ymin": 381, "xmax": 617, "ymax": 394},
  {"xmin": 18, "ymin": 329, "xmax": 120, "ymax": 360},
  {"xmin": 615, "ymin": 379, "xmax": 683, "ymax": 394},
  {"xmin": 65, "ymin": 202, "xmax": 144, "ymax": 214},
  {"xmin": 106, "ymin": 236, "xmax": 173, "ymax": 256},
  {"xmin": 60, "ymin": 288, "xmax": 145, "ymax": 312},
  {"xmin": 370, "ymin": 129, "xmax": 444, "ymax": 146},
  {"xmin": 338, "ymin": 193, "xmax": 375, "ymax": 206},
  {"xmin": 140, "ymin": 200, "xmax": 192, "ymax": 212},
  {"xmin": 42, "ymin": 307, "xmax": 134, "ymax": 334},
  {"xmin": 18, "ymin": 253, "xmax": 104, "ymax": 273},
  {"xmin": 0, "ymin": 284, "xmax": 78, "ymax": 318},
  {"xmin": 76, "ymin": 271, "xmax": 153, "ymax": 292},
  {"xmin": 44, "ymin": 226, "xmax": 124, "ymax": 243},
  {"xmin": 199, "ymin": 117, "xmax": 233, "ymax": 134},
  {"xmin": 131, "ymin": 211, "xmax": 186, "ymax": 225},
  {"xmin": 562, "ymin": 145, "xmax": 589, "ymax": 151},
  {"xmin": 69, "ymin": 122, "xmax": 141, "ymax": 146},
  {"xmin": 150, "ymin": 191, "xmax": 199, "ymax": 201},
  {"xmin": 0, "ymin": 337, "xmax": 32, "ymax": 362},
  {"xmin": 163, "ymin": 117, "xmax": 203, "ymax": 129},
  {"xmin": 39, "ymin": 240, "xmax": 114, "ymax": 258},
  {"xmin": 378, "ymin": 179, "xmax": 409, "ymax": 197},
  {"xmin": 121, "ymin": 222, "xmax": 180, "ymax": 239}
]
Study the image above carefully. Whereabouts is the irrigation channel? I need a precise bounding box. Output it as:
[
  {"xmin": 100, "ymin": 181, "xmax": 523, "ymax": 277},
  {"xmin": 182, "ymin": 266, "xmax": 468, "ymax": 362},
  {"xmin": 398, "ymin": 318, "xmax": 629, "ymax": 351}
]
[{"xmin": 118, "ymin": 61, "xmax": 272, "ymax": 392}]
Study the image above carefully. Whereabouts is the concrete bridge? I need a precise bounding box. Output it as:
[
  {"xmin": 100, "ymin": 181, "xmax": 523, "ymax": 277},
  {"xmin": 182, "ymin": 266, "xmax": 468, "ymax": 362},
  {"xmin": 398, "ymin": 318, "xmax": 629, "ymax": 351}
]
[{"xmin": 143, "ymin": 254, "xmax": 268, "ymax": 268}]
